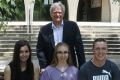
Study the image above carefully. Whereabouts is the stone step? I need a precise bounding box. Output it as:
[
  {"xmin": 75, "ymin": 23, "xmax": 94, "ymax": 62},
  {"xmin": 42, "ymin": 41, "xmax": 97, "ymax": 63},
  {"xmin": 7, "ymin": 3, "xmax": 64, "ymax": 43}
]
[{"xmin": 1, "ymin": 22, "xmax": 120, "ymax": 79}]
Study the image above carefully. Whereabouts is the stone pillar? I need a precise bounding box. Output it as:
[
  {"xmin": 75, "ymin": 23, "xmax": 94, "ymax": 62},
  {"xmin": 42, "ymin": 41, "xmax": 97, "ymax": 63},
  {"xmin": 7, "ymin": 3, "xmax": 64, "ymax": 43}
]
[
  {"xmin": 67, "ymin": 0, "xmax": 79, "ymax": 21},
  {"xmin": 110, "ymin": 0, "xmax": 120, "ymax": 22},
  {"xmin": 101, "ymin": 0, "xmax": 110, "ymax": 22},
  {"xmin": 118, "ymin": 0, "xmax": 120, "ymax": 22},
  {"xmin": 118, "ymin": 7, "xmax": 120, "ymax": 22},
  {"xmin": 24, "ymin": 0, "xmax": 35, "ymax": 33}
]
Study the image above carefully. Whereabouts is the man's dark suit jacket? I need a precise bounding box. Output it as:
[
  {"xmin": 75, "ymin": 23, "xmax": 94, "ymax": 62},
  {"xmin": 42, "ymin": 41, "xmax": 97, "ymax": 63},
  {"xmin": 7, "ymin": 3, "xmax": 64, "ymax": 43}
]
[{"xmin": 36, "ymin": 20, "xmax": 86, "ymax": 68}]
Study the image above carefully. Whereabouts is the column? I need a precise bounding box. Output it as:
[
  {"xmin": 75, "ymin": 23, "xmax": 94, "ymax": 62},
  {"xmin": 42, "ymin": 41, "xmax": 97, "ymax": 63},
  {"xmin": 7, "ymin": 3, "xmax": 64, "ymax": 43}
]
[
  {"xmin": 24, "ymin": 0, "xmax": 35, "ymax": 33},
  {"xmin": 67, "ymin": 0, "xmax": 79, "ymax": 21},
  {"xmin": 110, "ymin": 0, "xmax": 120, "ymax": 22},
  {"xmin": 101, "ymin": 0, "xmax": 110, "ymax": 22}
]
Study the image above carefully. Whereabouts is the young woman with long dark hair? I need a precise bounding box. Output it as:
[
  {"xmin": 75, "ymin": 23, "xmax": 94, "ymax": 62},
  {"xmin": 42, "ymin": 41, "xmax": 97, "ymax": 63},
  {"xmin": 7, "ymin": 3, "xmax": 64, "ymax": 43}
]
[{"xmin": 4, "ymin": 40, "xmax": 40, "ymax": 80}]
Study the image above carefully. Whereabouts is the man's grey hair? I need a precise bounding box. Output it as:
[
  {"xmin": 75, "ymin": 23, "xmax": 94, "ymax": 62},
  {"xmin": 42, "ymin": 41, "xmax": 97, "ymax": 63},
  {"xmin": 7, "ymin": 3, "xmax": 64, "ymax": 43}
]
[{"xmin": 50, "ymin": 1, "xmax": 65, "ymax": 14}]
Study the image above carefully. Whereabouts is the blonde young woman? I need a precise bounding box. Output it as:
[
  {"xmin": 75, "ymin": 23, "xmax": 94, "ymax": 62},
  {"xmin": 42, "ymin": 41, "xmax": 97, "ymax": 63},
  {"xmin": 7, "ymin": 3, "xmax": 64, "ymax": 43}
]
[{"xmin": 40, "ymin": 42, "xmax": 78, "ymax": 80}]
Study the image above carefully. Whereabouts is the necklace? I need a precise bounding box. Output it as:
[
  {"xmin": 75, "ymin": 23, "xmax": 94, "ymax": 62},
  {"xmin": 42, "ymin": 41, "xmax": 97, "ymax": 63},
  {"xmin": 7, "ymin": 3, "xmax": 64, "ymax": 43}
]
[
  {"xmin": 56, "ymin": 65, "xmax": 68, "ymax": 77},
  {"xmin": 61, "ymin": 71, "xmax": 67, "ymax": 77}
]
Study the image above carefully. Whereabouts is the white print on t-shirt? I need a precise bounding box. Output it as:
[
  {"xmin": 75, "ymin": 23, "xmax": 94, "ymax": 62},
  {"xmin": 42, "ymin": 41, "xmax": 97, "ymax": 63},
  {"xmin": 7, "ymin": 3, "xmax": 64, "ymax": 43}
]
[
  {"xmin": 102, "ymin": 70, "xmax": 111, "ymax": 77},
  {"xmin": 91, "ymin": 0, "xmax": 101, "ymax": 8},
  {"xmin": 93, "ymin": 75, "xmax": 109, "ymax": 80}
]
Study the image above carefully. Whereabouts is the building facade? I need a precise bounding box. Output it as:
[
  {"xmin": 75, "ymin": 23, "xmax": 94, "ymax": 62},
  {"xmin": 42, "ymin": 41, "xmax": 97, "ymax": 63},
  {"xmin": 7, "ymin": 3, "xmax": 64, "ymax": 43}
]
[{"xmin": 23, "ymin": 0, "xmax": 120, "ymax": 22}]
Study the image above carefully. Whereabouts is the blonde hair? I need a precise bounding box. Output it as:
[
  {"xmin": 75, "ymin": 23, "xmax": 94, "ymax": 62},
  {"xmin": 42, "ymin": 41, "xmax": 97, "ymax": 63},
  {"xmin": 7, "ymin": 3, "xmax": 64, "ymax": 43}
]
[{"xmin": 51, "ymin": 42, "xmax": 73, "ymax": 67}]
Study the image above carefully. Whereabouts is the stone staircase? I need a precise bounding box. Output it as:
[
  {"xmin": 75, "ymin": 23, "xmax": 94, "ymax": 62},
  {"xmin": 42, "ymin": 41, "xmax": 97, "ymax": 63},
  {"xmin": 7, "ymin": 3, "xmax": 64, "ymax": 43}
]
[{"xmin": 0, "ymin": 22, "xmax": 120, "ymax": 79}]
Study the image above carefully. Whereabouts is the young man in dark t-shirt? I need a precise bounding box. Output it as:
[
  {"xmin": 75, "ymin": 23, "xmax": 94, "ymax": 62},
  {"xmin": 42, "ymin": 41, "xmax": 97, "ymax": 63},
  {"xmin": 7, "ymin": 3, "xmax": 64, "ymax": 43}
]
[{"xmin": 78, "ymin": 38, "xmax": 120, "ymax": 80}]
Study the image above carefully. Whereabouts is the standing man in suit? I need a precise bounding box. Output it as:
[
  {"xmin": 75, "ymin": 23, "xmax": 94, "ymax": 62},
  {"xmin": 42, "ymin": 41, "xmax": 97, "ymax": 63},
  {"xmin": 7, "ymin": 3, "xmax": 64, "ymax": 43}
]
[{"xmin": 36, "ymin": 1, "xmax": 86, "ymax": 71}]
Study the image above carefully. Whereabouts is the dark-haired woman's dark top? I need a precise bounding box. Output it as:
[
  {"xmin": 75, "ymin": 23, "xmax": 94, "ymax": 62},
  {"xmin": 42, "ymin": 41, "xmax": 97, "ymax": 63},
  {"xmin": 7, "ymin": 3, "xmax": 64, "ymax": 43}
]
[
  {"xmin": 20, "ymin": 70, "xmax": 32, "ymax": 80},
  {"xmin": 9, "ymin": 63, "xmax": 33, "ymax": 80}
]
